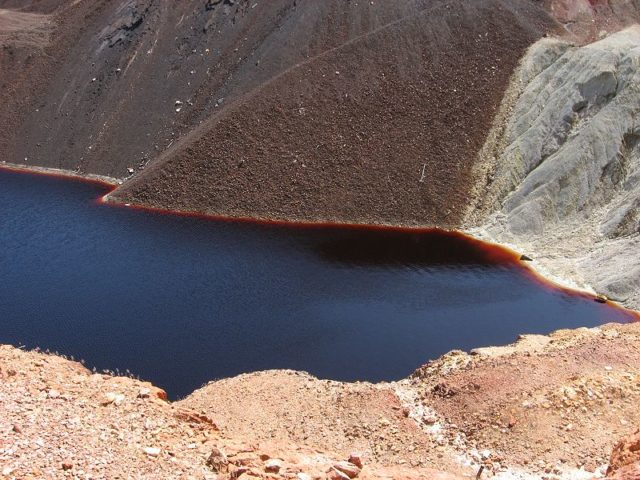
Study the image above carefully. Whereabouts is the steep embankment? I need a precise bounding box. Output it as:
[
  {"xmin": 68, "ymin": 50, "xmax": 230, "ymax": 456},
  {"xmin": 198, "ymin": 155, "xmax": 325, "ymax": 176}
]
[
  {"xmin": 3, "ymin": 322, "xmax": 640, "ymax": 479},
  {"xmin": 108, "ymin": 0, "xmax": 556, "ymax": 227},
  {"xmin": 0, "ymin": 0, "xmax": 450, "ymax": 177},
  {"xmin": 466, "ymin": 26, "xmax": 640, "ymax": 310},
  {"xmin": 1, "ymin": 0, "xmax": 559, "ymax": 227}
]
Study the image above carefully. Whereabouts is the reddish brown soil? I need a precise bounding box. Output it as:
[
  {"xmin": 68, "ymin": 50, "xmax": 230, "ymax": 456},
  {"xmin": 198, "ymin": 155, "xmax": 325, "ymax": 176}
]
[
  {"xmin": 412, "ymin": 323, "xmax": 640, "ymax": 476},
  {"xmin": 0, "ymin": 0, "xmax": 559, "ymax": 227},
  {"xmin": 111, "ymin": 0, "xmax": 558, "ymax": 227},
  {"xmin": 174, "ymin": 323, "xmax": 640, "ymax": 479},
  {"xmin": 183, "ymin": 371, "xmax": 467, "ymax": 475}
]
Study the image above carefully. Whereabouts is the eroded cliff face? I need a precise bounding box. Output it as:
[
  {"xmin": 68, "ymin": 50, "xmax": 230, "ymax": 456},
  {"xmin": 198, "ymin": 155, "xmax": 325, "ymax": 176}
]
[{"xmin": 466, "ymin": 27, "xmax": 640, "ymax": 309}]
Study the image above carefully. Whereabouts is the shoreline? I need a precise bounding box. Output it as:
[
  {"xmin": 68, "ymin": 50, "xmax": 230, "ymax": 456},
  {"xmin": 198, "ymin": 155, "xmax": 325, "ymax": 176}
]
[
  {"xmin": 2, "ymin": 318, "xmax": 637, "ymax": 408},
  {"xmin": 0, "ymin": 161, "xmax": 120, "ymax": 187},
  {"xmin": 2, "ymin": 161, "xmax": 637, "ymax": 319}
]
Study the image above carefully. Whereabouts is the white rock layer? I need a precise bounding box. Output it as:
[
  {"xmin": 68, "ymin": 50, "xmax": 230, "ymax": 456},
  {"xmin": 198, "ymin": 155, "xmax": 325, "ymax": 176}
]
[{"xmin": 468, "ymin": 27, "xmax": 640, "ymax": 309}]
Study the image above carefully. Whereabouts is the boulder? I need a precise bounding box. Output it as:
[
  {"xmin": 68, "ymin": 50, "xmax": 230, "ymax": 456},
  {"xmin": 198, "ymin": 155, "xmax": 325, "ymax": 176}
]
[
  {"xmin": 264, "ymin": 458, "xmax": 282, "ymax": 473},
  {"xmin": 332, "ymin": 461, "xmax": 361, "ymax": 479}
]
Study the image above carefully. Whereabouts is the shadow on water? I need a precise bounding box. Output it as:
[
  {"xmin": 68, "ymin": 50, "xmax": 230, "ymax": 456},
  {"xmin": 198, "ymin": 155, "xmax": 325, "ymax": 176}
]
[
  {"xmin": 0, "ymin": 168, "xmax": 637, "ymax": 399},
  {"xmin": 313, "ymin": 229, "xmax": 518, "ymax": 268}
]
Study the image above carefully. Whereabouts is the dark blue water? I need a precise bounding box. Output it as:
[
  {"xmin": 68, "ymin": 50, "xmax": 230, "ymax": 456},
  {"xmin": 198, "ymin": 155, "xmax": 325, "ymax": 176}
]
[{"xmin": 0, "ymin": 169, "xmax": 635, "ymax": 399}]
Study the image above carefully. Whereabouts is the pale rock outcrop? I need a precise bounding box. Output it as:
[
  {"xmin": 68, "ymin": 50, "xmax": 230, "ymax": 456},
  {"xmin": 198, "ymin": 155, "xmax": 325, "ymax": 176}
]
[{"xmin": 469, "ymin": 27, "xmax": 640, "ymax": 309}]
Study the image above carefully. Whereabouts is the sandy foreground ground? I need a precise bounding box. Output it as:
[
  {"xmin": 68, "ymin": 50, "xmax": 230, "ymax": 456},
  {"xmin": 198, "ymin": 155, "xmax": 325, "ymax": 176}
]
[{"xmin": 2, "ymin": 322, "xmax": 640, "ymax": 480}]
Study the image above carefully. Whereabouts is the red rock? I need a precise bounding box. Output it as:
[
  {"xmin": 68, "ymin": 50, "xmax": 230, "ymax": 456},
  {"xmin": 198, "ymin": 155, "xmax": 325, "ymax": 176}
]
[
  {"xmin": 229, "ymin": 465, "xmax": 249, "ymax": 477},
  {"xmin": 155, "ymin": 389, "xmax": 168, "ymax": 401},
  {"xmin": 607, "ymin": 429, "xmax": 640, "ymax": 476},
  {"xmin": 207, "ymin": 447, "xmax": 229, "ymax": 473},
  {"xmin": 328, "ymin": 468, "xmax": 351, "ymax": 480},
  {"xmin": 333, "ymin": 461, "xmax": 360, "ymax": 479},
  {"xmin": 348, "ymin": 454, "xmax": 363, "ymax": 469},
  {"xmin": 606, "ymin": 463, "xmax": 640, "ymax": 480}
]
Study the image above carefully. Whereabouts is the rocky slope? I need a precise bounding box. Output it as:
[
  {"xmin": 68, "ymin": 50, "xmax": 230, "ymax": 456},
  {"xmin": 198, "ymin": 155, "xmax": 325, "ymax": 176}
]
[
  {"xmin": 606, "ymin": 429, "xmax": 640, "ymax": 479},
  {"xmin": 107, "ymin": 0, "xmax": 556, "ymax": 227},
  {"xmin": 466, "ymin": 26, "xmax": 640, "ymax": 309},
  {"xmin": 0, "ymin": 0, "xmax": 558, "ymax": 227},
  {"xmin": 3, "ymin": 322, "xmax": 640, "ymax": 479}
]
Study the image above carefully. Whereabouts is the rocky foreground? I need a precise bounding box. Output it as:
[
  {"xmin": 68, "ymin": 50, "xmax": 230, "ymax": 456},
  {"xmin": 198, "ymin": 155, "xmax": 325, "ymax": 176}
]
[{"xmin": 2, "ymin": 321, "xmax": 640, "ymax": 479}]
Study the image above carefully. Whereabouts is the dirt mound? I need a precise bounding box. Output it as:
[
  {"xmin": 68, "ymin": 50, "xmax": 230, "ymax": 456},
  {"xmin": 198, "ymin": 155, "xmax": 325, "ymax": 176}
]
[
  {"xmin": 110, "ymin": 0, "xmax": 557, "ymax": 227},
  {"xmin": 0, "ymin": 344, "xmax": 465, "ymax": 479},
  {"xmin": 181, "ymin": 371, "xmax": 467, "ymax": 475},
  {"xmin": 0, "ymin": 0, "xmax": 558, "ymax": 227},
  {"xmin": 182, "ymin": 322, "xmax": 640, "ymax": 478},
  {"xmin": 410, "ymin": 323, "xmax": 640, "ymax": 477}
]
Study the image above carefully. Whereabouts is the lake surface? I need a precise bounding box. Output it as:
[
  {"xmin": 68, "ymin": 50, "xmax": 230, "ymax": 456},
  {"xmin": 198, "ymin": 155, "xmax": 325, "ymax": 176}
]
[{"xmin": 0, "ymin": 169, "xmax": 635, "ymax": 399}]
